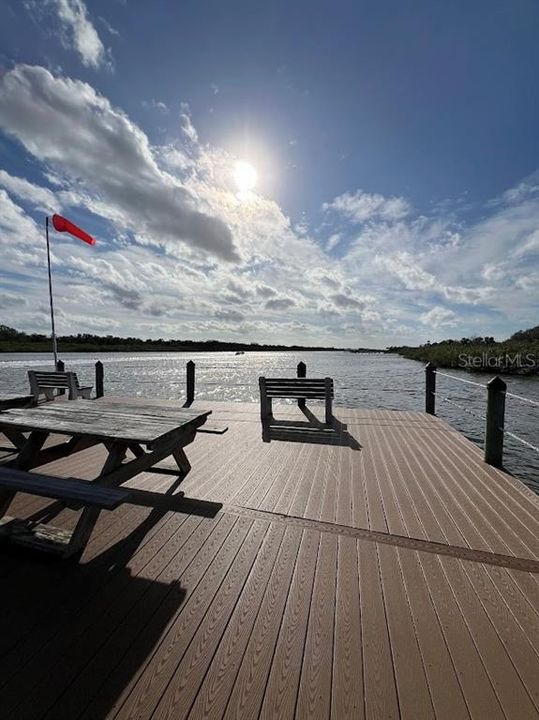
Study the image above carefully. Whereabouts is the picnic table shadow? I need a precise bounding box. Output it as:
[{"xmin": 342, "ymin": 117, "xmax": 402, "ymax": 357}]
[
  {"xmin": 262, "ymin": 406, "xmax": 362, "ymax": 450},
  {"xmin": 0, "ymin": 483, "xmax": 223, "ymax": 718}
]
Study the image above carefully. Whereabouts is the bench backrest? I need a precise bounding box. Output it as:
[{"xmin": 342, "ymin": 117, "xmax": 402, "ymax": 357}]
[
  {"xmin": 261, "ymin": 377, "xmax": 334, "ymax": 399},
  {"xmin": 28, "ymin": 370, "xmax": 81, "ymax": 397}
]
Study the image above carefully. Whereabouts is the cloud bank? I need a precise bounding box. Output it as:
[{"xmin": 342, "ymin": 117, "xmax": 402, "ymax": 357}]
[{"xmin": 0, "ymin": 64, "xmax": 537, "ymax": 347}]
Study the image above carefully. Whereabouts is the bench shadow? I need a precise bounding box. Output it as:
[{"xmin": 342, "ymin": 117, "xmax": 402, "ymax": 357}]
[{"xmin": 262, "ymin": 406, "xmax": 362, "ymax": 450}]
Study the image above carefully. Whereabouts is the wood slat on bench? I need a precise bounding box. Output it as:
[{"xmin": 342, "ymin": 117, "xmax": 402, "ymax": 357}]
[
  {"xmin": 0, "ymin": 468, "xmax": 130, "ymax": 510},
  {"xmin": 264, "ymin": 379, "xmax": 332, "ymax": 385},
  {"xmin": 265, "ymin": 390, "xmax": 334, "ymax": 398}
]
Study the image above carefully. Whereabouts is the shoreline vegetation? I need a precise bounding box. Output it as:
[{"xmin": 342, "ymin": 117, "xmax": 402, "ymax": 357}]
[
  {"xmin": 0, "ymin": 325, "xmax": 381, "ymax": 354},
  {"xmin": 389, "ymin": 326, "xmax": 539, "ymax": 376}
]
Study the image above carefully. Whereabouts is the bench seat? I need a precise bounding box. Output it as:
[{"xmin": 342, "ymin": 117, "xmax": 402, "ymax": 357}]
[{"xmin": 0, "ymin": 467, "xmax": 130, "ymax": 509}]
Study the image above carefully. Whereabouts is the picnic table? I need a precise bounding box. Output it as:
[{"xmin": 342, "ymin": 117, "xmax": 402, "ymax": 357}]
[{"xmin": 0, "ymin": 399, "xmax": 211, "ymax": 557}]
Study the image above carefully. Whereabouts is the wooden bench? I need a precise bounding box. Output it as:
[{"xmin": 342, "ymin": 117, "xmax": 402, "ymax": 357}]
[
  {"xmin": 0, "ymin": 467, "xmax": 131, "ymax": 557},
  {"xmin": 28, "ymin": 370, "xmax": 93, "ymax": 401},
  {"xmin": 259, "ymin": 377, "xmax": 334, "ymax": 424}
]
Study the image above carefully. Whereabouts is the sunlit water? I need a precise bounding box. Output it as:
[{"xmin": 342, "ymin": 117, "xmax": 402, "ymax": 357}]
[{"xmin": 1, "ymin": 351, "xmax": 537, "ymax": 490}]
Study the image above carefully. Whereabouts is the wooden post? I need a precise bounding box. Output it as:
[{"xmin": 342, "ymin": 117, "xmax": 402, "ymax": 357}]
[
  {"xmin": 297, "ymin": 361, "xmax": 306, "ymax": 409},
  {"xmin": 259, "ymin": 377, "xmax": 272, "ymax": 423},
  {"xmin": 425, "ymin": 362, "xmax": 436, "ymax": 415},
  {"xmin": 95, "ymin": 361, "xmax": 104, "ymax": 398},
  {"xmin": 324, "ymin": 377, "xmax": 333, "ymax": 424},
  {"xmin": 485, "ymin": 376, "xmax": 506, "ymax": 468},
  {"xmin": 56, "ymin": 359, "xmax": 65, "ymax": 396},
  {"xmin": 186, "ymin": 360, "xmax": 195, "ymax": 406}
]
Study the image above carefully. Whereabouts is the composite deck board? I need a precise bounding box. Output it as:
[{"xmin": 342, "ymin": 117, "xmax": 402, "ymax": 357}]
[
  {"xmin": 331, "ymin": 535, "xmax": 363, "ymax": 720},
  {"xmin": 0, "ymin": 399, "xmax": 537, "ymax": 720},
  {"xmin": 296, "ymin": 532, "xmax": 337, "ymax": 720},
  {"xmin": 258, "ymin": 528, "xmax": 320, "ymax": 719}
]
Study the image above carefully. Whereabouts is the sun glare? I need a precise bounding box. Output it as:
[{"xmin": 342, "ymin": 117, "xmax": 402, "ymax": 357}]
[{"xmin": 234, "ymin": 160, "xmax": 258, "ymax": 195}]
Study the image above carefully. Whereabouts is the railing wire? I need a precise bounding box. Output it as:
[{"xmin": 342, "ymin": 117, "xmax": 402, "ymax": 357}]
[
  {"xmin": 432, "ymin": 392, "xmax": 486, "ymax": 422},
  {"xmin": 434, "ymin": 370, "xmax": 486, "ymax": 389},
  {"xmin": 503, "ymin": 391, "xmax": 539, "ymax": 408},
  {"xmin": 499, "ymin": 428, "xmax": 539, "ymax": 454}
]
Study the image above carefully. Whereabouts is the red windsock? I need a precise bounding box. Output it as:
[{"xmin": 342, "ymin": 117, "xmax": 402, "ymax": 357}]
[{"xmin": 52, "ymin": 214, "xmax": 96, "ymax": 246}]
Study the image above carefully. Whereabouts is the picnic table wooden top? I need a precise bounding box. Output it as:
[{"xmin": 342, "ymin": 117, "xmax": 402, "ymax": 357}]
[{"xmin": 0, "ymin": 399, "xmax": 211, "ymax": 447}]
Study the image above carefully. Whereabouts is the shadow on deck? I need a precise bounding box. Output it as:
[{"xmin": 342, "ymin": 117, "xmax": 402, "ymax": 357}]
[
  {"xmin": 262, "ymin": 405, "xmax": 362, "ymax": 449},
  {"xmin": 0, "ymin": 506, "xmax": 188, "ymax": 719}
]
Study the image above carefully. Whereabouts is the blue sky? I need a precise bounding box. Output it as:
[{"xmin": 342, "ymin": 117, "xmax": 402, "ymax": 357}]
[{"xmin": 0, "ymin": 0, "xmax": 538, "ymax": 346}]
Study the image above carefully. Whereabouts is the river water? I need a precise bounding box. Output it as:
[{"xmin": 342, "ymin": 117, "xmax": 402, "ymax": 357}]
[{"xmin": 0, "ymin": 351, "xmax": 537, "ymax": 490}]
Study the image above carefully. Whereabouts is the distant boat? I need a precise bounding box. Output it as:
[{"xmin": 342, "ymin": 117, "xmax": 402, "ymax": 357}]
[{"xmin": 235, "ymin": 350, "xmax": 245, "ymax": 355}]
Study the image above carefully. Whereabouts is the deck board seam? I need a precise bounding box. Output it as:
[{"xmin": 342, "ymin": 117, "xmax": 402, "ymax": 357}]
[{"xmin": 222, "ymin": 504, "xmax": 539, "ymax": 573}]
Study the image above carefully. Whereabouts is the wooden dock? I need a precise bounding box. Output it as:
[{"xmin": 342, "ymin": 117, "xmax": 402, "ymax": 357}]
[{"xmin": 0, "ymin": 399, "xmax": 538, "ymax": 719}]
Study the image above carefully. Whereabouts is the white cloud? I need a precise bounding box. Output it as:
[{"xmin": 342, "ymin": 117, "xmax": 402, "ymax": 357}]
[
  {"xmin": 376, "ymin": 252, "xmax": 436, "ymax": 291},
  {"xmin": 49, "ymin": 0, "xmax": 107, "ymax": 69},
  {"xmin": 419, "ymin": 306, "xmax": 458, "ymax": 329},
  {"xmin": 326, "ymin": 233, "xmax": 341, "ymax": 251},
  {"xmin": 0, "ymin": 170, "xmax": 57, "ymax": 212},
  {"xmin": 180, "ymin": 104, "xmax": 198, "ymax": 144},
  {"xmin": 0, "ymin": 65, "xmax": 237, "ymax": 261},
  {"xmin": 142, "ymin": 99, "xmax": 169, "ymax": 113},
  {"xmin": 323, "ymin": 189, "xmax": 411, "ymax": 224},
  {"xmin": 98, "ymin": 15, "xmax": 120, "ymax": 37}
]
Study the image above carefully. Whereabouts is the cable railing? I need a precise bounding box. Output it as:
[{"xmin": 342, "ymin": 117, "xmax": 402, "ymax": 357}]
[
  {"xmin": 431, "ymin": 392, "xmax": 486, "ymax": 422},
  {"xmin": 503, "ymin": 390, "xmax": 539, "ymax": 407},
  {"xmin": 425, "ymin": 362, "xmax": 538, "ymax": 470}
]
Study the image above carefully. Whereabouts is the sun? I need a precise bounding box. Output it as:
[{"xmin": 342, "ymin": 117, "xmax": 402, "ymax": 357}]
[{"xmin": 234, "ymin": 160, "xmax": 258, "ymax": 194}]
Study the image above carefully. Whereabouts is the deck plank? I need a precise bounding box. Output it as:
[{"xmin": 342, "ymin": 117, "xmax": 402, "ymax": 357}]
[
  {"xmin": 358, "ymin": 540, "xmax": 401, "ymax": 719},
  {"xmin": 259, "ymin": 529, "xmax": 320, "ymax": 719},
  {"xmin": 296, "ymin": 532, "xmax": 337, "ymax": 720},
  {"xmin": 331, "ymin": 535, "xmax": 364, "ymax": 720}
]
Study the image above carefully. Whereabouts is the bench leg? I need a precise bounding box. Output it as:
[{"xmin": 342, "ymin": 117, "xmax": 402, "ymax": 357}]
[
  {"xmin": 325, "ymin": 378, "xmax": 333, "ymax": 425},
  {"xmin": 128, "ymin": 443, "xmax": 145, "ymax": 458},
  {"xmin": 99, "ymin": 442, "xmax": 128, "ymax": 476},
  {"xmin": 16, "ymin": 431, "xmax": 48, "ymax": 471},
  {"xmin": 0, "ymin": 489, "xmax": 15, "ymax": 519},
  {"xmin": 173, "ymin": 448, "xmax": 191, "ymax": 475},
  {"xmin": 64, "ymin": 506, "xmax": 102, "ymax": 558},
  {"xmin": 60, "ymin": 441, "xmax": 129, "ymax": 557},
  {"xmin": 2, "ymin": 428, "xmax": 28, "ymax": 451}
]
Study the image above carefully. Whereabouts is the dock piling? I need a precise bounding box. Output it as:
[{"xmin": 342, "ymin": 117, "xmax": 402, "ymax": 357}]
[
  {"xmin": 297, "ymin": 361, "xmax": 306, "ymax": 409},
  {"xmin": 95, "ymin": 361, "xmax": 104, "ymax": 398},
  {"xmin": 485, "ymin": 375, "xmax": 506, "ymax": 468},
  {"xmin": 186, "ymin": 360, "xmax": 195, "ymax": 406},
  {"xmin": 425, "ymin": 362, "xmax": 436, "ymax": 415}
]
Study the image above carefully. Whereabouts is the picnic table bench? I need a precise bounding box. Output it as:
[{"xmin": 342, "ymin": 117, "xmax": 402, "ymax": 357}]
[
  {"xmin": 0, "ymin": 394, "xmax": 35, "ymax": 411},
  {"xmin": 0, "ymin": 399, "xmax": 211, "ymax": 557}
]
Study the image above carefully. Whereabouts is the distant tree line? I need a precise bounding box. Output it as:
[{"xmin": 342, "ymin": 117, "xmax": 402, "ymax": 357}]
[{"xmin": 0, "ymin": 325, "xmax": 345, "ymax": 353}]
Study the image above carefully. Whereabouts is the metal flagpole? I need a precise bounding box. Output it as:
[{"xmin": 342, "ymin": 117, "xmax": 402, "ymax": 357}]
[{"xmin": 45, "ymin": 216, "xmax": 58, "ymax": 368}]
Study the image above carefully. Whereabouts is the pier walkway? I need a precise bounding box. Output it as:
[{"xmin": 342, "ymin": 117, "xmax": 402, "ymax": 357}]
[{"xmin": 0, "ymin": 399, "xmax": 538, "ymax": 719}]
